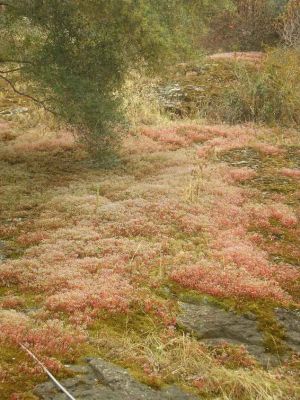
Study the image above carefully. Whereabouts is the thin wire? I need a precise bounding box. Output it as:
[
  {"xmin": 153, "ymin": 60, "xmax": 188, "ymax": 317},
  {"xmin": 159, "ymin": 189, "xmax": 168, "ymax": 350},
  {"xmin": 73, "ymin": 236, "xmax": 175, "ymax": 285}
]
[{"xmin": 20, "ymin": 344, "xmax": 77, "ymax": 400}]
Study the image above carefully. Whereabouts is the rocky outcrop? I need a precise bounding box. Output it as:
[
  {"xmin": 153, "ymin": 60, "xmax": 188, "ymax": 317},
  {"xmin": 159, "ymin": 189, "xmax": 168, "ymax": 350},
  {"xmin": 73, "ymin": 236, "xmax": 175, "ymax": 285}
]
[
  {"xmin": 0, "ymin": 240, "xmax": 6, "ymax": 263},
  {"xmin": 276, "ymin": 308, "xmax": 300, "ymax": 353},
  {"xmin": 177, "ymin": 301, "xmax": 280, "ymax": 367},
  {"xmin": 35, "ymin": 358, "xmax": 200, "ymax": 400}
]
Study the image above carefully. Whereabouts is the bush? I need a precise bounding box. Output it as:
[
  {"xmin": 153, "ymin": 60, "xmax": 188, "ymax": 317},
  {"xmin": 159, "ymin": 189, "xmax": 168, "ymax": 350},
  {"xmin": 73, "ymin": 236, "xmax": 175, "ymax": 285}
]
[
  {"xmin": 278, "ymin": 0, "xmax": 300, "ymax": 48},
  {"xmin": 198, "ymin": 49, "xmax": 300, "ymax": 126}
]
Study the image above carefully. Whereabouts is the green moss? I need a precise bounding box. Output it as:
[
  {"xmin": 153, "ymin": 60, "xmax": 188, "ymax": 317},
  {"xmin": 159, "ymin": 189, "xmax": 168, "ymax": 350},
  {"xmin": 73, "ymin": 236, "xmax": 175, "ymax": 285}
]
[
  {"xmin": 167, "ymin": 235, "xmax": 209, "ymax": 260},
  {"xmin": 119, "ymin": 361, "xmax": 164, "ymax": 389},
  {"xmin": 0, "ymin": 286, "xmax": 43, "ymax": 311},
  {"xmin": 89, "ymin": 311, "xmax": 157, "ymax": 338},
  {"xmin": 219, "ymin": 147, "xmax": 263, "ymax": 170},
  {"xmin": 233, "ymin": 301, "xmax": 287, "ymax": 354},
  {"xmin": 85, "ymin": 311, "xmax": 167, "ymax": 389},
  {"xmin": 248, "ymin": 175, "xmax": 298, "ymax": 196},
  {"xmin": 0, "ymin": 344, "xmax": 43, "ymax": 400},
  {"xmin": 168, "ymin": 282, "xmax": 235, "ymax": 311},
  {"xmin": 254, "ymin": 224, "xmax": 299, "ymax": 268}
]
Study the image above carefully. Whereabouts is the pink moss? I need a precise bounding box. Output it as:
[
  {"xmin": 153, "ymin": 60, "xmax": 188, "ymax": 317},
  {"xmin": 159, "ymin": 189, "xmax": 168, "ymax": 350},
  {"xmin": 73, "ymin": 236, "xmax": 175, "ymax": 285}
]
[
  {"xmin": 254, "ymin": 143, "xmax": 283, "ymax": 155},
  {"xmin": 0, "ymin": 296, "xmax": 25, "ymax": 310},
  {"xmin": 142, "ymin": 128, "xmax": 187, "ymax": 148},
  {"xmin": 171, "ymin": 265, "xmax": 291, "ymax": 302},
  {"xmin": 269, "ymin": 205, "xmax": 298, "ymax": 227},
  {"xmin": 197, "ymin": 133, "xmax": 251, "ymax": 158},
  {"xmin": 225, "ymin": 167, "xmax": 257, "ymax": 182},
  {"xmin": 45, "ymin": 274, "xmax": 134, "ymax": 317},
  {"xmin": 168, "ymin": 156, "xmax": 299, "ymax": 302},
  {"xmin": 17, "ymin": 231, "xmax": 49, "ymax": 246},
  {"xmin": 248, "ymin": 203, "xmax": 298, "ymax": 229},
  {"xmin": 281, "ymin": 168, "xmax": 300, "ymax": 179},
  {"xmin": 1, "ymin": 121, "xmax": 299, "ymax": 388},
  {"xmin": 0, "ymin": 311, "xmax": 85, "ymax": 358},
  {"xmin": 141, "ymin": 125, "xmax": 222, "ymax": 150}
]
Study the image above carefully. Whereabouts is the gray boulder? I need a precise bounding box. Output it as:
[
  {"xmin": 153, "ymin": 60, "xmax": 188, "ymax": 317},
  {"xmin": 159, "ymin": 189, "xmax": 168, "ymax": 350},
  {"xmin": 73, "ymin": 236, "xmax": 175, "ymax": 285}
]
[
  {"xmin": 35, "ymin": 358, "xmax": 200, "ymax": 400},
  {"xmin": 177, "ymin": 301, "xmax": 280, "ymax": 367},
  {"xmin": 275, "ymin": 308, "xmax": 300, "ymax": 353}
]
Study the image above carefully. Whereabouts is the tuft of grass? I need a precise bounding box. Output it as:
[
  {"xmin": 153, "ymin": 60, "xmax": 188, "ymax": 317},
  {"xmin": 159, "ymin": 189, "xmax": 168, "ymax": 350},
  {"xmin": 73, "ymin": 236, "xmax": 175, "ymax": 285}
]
[
  {"xmin": 90, "ymin": 321, "xmax": 299, "ymax": 400},
  {"xmin": 122, "ymin": 69, "xmax": 168, "ymax": 129},
  {"xmin": 215, "ymin": 49, "xmax": 300, "ymax": 126}
]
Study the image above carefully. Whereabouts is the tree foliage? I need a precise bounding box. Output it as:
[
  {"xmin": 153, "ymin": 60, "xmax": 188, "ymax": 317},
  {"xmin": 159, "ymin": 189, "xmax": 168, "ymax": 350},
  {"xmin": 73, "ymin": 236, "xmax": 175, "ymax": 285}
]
[
  {"xmin": 278, "ymin": 0, "xmax": 300, "ymax": 48},
  {"xmin": 203, "ymin": 0, "xmax": 289, "ymax": 51},
  {"xmin": 0, "ymin": 0, "xmax": 202, "ymax": 158}
]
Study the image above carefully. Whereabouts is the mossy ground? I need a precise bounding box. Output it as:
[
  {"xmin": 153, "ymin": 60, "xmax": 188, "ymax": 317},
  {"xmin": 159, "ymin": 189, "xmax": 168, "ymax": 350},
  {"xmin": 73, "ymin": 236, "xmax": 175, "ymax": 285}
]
[{"xmin": 0, "ymin": 90, "xmax": 299, "ymax": 399}]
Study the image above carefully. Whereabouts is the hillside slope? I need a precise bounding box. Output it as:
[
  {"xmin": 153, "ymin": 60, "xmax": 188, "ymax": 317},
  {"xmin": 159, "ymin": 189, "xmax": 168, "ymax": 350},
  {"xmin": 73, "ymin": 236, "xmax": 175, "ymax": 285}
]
[{"xmin": 0, "ymin": 117, "xmax": 299, "ymax": 399}]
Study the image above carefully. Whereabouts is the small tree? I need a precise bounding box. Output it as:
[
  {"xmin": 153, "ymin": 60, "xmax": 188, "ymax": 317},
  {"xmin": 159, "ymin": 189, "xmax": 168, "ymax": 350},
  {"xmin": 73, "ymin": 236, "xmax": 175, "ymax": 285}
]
[{"xmin": 0, "ymin": 0, "xmax": 202, "ymax": 160}]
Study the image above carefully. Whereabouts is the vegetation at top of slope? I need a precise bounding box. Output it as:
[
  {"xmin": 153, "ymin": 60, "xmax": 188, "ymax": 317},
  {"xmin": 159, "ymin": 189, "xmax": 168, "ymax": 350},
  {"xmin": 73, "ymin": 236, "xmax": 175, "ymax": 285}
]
[
  {"xmin": 1, "ymin": 1, "xmax": 300, "ymax": 165},
  {"xmin": 277, "ymin": 0, "xmax": 300, "ymax": 48},
  {"xmin": 162, "ymin": 48, "xmax": 300, "ymax": 126},
  {"xmin": 0, "ymin": 0, "xmax": 207, "ymax": 160},
  {"xmin": 202, "ymin": 0, "xmax": 289, "ymax": 51}
]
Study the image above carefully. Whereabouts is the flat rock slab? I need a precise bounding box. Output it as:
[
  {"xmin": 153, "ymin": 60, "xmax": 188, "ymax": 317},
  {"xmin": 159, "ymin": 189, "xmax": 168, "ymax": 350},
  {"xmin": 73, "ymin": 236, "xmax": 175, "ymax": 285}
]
[
  {"xmin": 276, "ymin": 308, "xmax": 300, "ymax": 353},
  {"xmin": 35, "ymin": 358, "xmax": 200, "ymax": 400},
  {"xmin": 177, "ymin": 301, "xmax": 279, "ymax": 366}
]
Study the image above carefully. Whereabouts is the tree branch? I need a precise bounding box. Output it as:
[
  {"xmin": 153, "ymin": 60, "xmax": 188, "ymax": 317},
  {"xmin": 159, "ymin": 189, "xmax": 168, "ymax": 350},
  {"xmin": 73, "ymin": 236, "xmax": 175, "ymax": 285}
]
[
  {"xmin": 0, "ymin": 59, "xmax": 33, "ymax": 64},
  {"xmin": 0, "ymin": 67, "xmax": 23, "ymax": 73},
  {"xmin": 0, "ymin": 74, "xmax": 59, "ymax": 116},
  {"xmin": 0, "ymin": 2, "xmax": 15, "ymax": 8}
]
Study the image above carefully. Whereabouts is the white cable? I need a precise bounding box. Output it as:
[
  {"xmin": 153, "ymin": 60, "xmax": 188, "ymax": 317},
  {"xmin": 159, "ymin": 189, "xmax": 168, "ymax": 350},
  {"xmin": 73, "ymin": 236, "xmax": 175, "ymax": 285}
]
[{"xmin": 20, "ymin": 343, "xmax": 77, "ymax": 400}]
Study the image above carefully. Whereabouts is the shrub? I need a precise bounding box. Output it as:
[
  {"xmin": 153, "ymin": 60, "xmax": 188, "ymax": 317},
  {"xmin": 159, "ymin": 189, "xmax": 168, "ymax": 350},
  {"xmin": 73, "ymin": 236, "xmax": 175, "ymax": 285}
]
[
  {"xmin": 197, "ymin": 48, "xmax": 300, "ymax": 126},
  {"xmin": 278, "ymin": 0, "xmax": 300, "ymax": 48}
]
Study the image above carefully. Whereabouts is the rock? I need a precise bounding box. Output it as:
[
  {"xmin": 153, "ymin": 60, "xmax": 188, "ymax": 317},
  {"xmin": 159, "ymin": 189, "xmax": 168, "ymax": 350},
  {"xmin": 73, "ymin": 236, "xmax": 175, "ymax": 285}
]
[
  {"xmin": 158, "ymin": 84, "xmax": 185, "ymax": 115},
  {"xmin": 185, "ymin": 71, "xmax": 198, "ymax": 77},
  {"xmin": 177, "ymin": 301, "xmax": 279, "ymax": 367},
  {"xmin": 158, "ymin": 83, "xmax": 205, "ymax": 116},
  {"xmin": 34, "ymin": 358, "xmax": 200, "ymax": 400},
  {"xmin": 219, "ymin": 148, "xmax": 262, "ymax": 170},
  {"xmin": 0, "ymin": 240, "xmax": 6, "ymax": 263},
  {"xmin": 0, "ymin": 107, "xmax": 29, "ymax": 116},
  {"xmin": 275, "ymin": 308, "xmax": 300, "ymax": 353}
]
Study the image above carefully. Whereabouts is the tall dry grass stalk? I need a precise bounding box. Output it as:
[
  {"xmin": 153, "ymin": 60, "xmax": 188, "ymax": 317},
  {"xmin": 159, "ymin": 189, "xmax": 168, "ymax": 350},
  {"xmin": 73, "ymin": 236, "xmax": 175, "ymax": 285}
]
[{"xmin": 122, "ymin": 69, "xmax": 168, "ymax": 129}]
